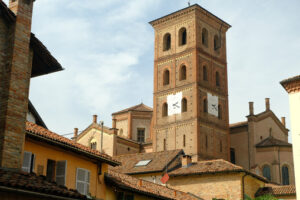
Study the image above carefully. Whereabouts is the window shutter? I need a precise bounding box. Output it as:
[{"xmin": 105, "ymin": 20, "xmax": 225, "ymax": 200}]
[
  {"xmin": 22, "ymin": 151, "xmax": 32, "ymax": 173},
  {"xmin": 31, "ymin": 154, "xmax": 35, "ymax": 173},
  {"xmin": 56, "ymin": 160, "xmax": 67, "ymax": 186},
  {"xmin": 76, "ymin": 168, "xmax": 90, "ymax": 195}
]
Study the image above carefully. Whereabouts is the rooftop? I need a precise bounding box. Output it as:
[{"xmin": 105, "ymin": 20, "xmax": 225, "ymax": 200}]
[
  {"xmin": 256, "ymin": 136, "xmax": 292, "ymax": 148},
  {"xmin": 112, "ymin": 103, "xmax": 153, "ymax": 115},
  {"xmin": 280, "ymin": 75, "xmax": 300, "ymax": 85},
  {"xmin": 256, "ymin": 184, "xmax": 296, "ymax": 197},
  {"xmin": 111, "ymin": 150, "xmax": 184, "ymax": 175},
  {"xmin": 26, "ymin": 122, "xmax": 120, "ymax": 166}
]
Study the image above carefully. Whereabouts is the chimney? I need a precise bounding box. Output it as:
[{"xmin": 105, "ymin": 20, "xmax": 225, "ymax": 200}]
[
  {"xmin": 112, "ymin": 118, "xmax": 117, "ymax": 129},
  {"xmin": 281, "ymin": 117, "xmax": 286, "ymax": 127},
  {"xmin": 181, "ymin": 155, "xmax": 192, "ymax": 167},
  {"xmin": 0, "ymin": 0, "xmax": 35, "ymax": 169},
  {"xmin": 249, "ymin": 102, "xmax": 254, "ymax": 115},
  {"xmin": 93, "ymin": 115, "xmax": 98, "ymax": 123},
  {"xmin": 72, "ymin": 128, "xmax": 78, "ymax": 141},
  {"xmin": 138, "ymin": 179, "xmax": 142, "ymax": 187},
  {"xmin": 265, "ymin": 98, "xmax": 270, "ymax": 111}
]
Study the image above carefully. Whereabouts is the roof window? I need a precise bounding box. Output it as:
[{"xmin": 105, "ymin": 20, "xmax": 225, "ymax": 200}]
[{"xmin": 135, "ymin": 160, "xmax": 152, "ymax": 167}]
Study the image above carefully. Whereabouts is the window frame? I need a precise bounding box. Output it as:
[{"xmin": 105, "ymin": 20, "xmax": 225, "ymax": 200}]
[
  {"xmin": 76, "ymin": 168, "xmax": 90, "ymax": 196},
  {"xmin": 137, "ymin": 128, "xmax": 145, "ymax": 143}
]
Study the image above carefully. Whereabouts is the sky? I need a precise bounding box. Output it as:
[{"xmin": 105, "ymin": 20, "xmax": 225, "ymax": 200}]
[{"xmin": 4, "ymin": 0, "xmax": 300, "ymax": 140}]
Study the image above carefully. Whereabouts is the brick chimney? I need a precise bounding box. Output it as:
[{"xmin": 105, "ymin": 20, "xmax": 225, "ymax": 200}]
[
  {"xmin": 72, "ymin": 128, "xmax": 78, "ymax": 141},
  {"xmin": 265, "ymin": 98, "xmax": 270, "ymax": 111},
  {"xmin": 93, "ymin": 115, "xmax": 97, "ymax": 123},
  {"xmin": 249, "ymin": 102, "xmax": 254, "ymax": 115},
  {"xmin": 0, "ymin": 0, "xmax": 35, "ymax": 169},
  {"xmin": 181, "ymin": 155, "xmax": 192, "ymax": 167},
  {"xmin": 281, "ymin": 117, "xmax": 286, "ymax": 128}
]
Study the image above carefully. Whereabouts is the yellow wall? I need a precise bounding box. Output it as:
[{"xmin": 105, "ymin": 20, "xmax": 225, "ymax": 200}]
[
  {"xmin": 244, "ymin": 175, "xmax": 265, "ymax": 199},
  {"xmin": 106, "ymin": 186, "xmax": 157, "ymax": 200},
  {"xmin": 24, "ymin": 138, "xmax": 108, "ymax": 199}
]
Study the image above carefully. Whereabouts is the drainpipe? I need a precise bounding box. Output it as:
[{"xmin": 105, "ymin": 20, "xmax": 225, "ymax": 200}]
[
  {"xmin": 278, "ymin": 147, "xmax": 281, "ymax": 184},
  {"xmin": 247, "ymin": 126, "xmax": 251, "ymax": 170}
]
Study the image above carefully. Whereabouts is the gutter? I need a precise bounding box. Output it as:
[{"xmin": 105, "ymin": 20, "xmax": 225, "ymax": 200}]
[{"xmin": 0, "ymin": 186, "xmax": 84, "ymax": 200}]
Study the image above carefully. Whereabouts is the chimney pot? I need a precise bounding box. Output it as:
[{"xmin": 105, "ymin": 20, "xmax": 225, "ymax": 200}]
[
  {"xmin": 281, "ymin": 117, "xmax": 286, "ymax": 127},
  {"xmin": 181, "ymin": 155, "xmax": 192, "ymax": 167},
  {"xmin": 265, "ymin": 98, "xmax": 270, "ymax": 111},
  {"xmin": 93, "ymin": 115, "xmax": 98, "ymax": 123},
  {"xmin": 74, "ymin": 128, "xmax": 78, "ymax": 137},
  {"xmin": 249, "ymin": 102, "xmax": 254, "ymax": 115}
]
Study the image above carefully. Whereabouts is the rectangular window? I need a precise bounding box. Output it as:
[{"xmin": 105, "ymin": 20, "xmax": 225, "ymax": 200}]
[
  {"xmin": 137, "ymin": 128, "xmax": 145, "ymax": 143},
  {"xmin": 56, "ymin": 160, "xmax": 67, "ymax": 186},
  {"xmin": 22, "ymin": 151, "xmax": 35, "ymax": 173},
  {"xmin": 46, "ymin": 159, "xmax": 56, "ymax": 181},
  {"xmin": 76, "ymin": 168, "xmax": 90, "ymax": 195},
  {"xmin": 230, "ymin": 148, "xmax": 236, "ymax": 164}
]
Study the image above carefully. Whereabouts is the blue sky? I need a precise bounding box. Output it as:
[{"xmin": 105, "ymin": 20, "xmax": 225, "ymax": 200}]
[{"xmin": 4, "ymin": 0, "xmax": 300, "ymax": 140}]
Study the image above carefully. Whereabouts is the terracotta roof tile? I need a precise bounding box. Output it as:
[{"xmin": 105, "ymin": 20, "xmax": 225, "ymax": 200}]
[
  {"xmin": 26, "ymin": 122, "xmax": 120, "ymax": 166},
  {"xmin": 256, "ymin": 185, "xmax": 296, "ymax": 197},
  {"xmin": 105, "ymin": 170, "xmax": 199, "ymax": 200},
  {"xmin": 0, "ymin": 168, "xmax": 86, "ymax": 199},
  {"xmin": 112, "ymin": 103, "xmax": 153, "ymax": 115},
  {"xmin": 280, "ymin": 75, "xmax": 300, "ymax": 85},
  {"xmin": 111, "ymin": 150, "xmax": 183, "ymax": 174},
  {"xmin": 256, "ymin": 136, "xmax": 292, "ymax": 148},
  {"xmin": 229, "ymin": 121, "xmax": 248, "ymax": 128}
]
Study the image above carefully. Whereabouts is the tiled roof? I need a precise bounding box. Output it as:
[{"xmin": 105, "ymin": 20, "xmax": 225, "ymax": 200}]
[
  {"xmin": 105, "ymin": 170, "xmax": 199, "ymax": 200},
  {"xmin": 169, "ymin": 159, "xmax": 268, "ymax": 182},
  {"xmin": 112, "ymin": 103, "xmax": 153, "ymax": 115},
  {"xmin": 26, "ymin": 122, "xmax": 120, "ymax": 166},
  {"xmin": 229, "ymin": 121, "xmax": 248, "ymax": 128},
  {"xmin": 111, "ymin": 150, "xmax": 184, "ymax": 174},
  {"xmin": 280, "ymin": 75, "xmax": 300, "ymax": 85},
  {"xmin": 256, "ymin": 184, "xmax": 296, "ymax": 197},
  {"xmin": 0, "ymin": 168, "xmax": 86, "ymax": 199},
  {"xmin": 256, "ymin": 136, "xmax": 292, "ymax": 148}
]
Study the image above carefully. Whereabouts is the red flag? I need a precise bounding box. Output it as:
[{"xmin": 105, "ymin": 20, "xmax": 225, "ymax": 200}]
[{"xmin": 161, "ymin": 173, "xmax": 169, "ymax": 184}]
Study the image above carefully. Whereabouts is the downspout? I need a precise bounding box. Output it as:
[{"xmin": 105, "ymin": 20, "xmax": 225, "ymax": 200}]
[
  {"xmin": 278, "ymin": 147, "xmax": 281, "ymax": 184},
  {"xmin": 242, "ymin": 173, "xmax": 249, "ymax": 200},
  {"xmin": 247, "ymin": 126, "xmax": 251, "ymax": 170}
]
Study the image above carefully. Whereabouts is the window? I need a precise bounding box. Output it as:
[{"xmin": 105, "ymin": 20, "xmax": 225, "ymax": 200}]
[
  {"xmin": 22, "ymin": 151, "xmax": 35, "ymax": 173},
  {"xmin": 216, "ymin": 71, "xmax": 220, "ymax": 86},
  {"xmin": 183, "ymin": 135, "xmax": 186, "ymax": 147},
  {"xmin": 214, "ymin": 35, "xmax": 221, "ymax": 50},
  {"xmin": 163, "ymin": 139, "xmax": 167, "ymax": 151},
  {"xmin": 163, "ymin": 69, "xmax": 170, "ymax": 85},
  {"xmin": 90, "ymin": 142, "xmax": 97, "ymax": 150},
  {"xmin": 203, "ymin": 98, "xmax": 208, "ymax": 113},
  {"xmin": 46, "ymin": 159, "xmax": 56, "ymax": 181},
  {"xmin": 179, "ymin": 65, "xmax": 187, "ymax": 81},
  {"xmin": 76, "ymin": 168, "xmax": 90, "ymax": 195},
  {"xmin": 262, "ymin": 165, "xmax": 271, "ymax": 181},
  {"xmin": 220, "ymin": 140, "xmax": 222, "ymax": 152},
  {"xmin": 137, "ymin": 128, "xmax": 145, "ymax": 143},
  {"xmin": 163, "ymin": 33, "xmax": 171, "ymax": 51},
  {"xmin": 282, "ymin": 166, "xmax": 290, "ymax": 185},
  {"xmin": 230, "ymin": 148, "xmax": 236, "ymax": 164},
  {"xmin": 179, "ymin": 27, "xmax": 187, "ymax": 46},
  {"xmin": 117, "ymin": 192, "xmax": 134, "ymax": 200},
  {"xmin": 202, "ymin": 28, "xmax": 208, "ymax": 47},
  {"xmin": 205, "ymin": 135, "xmax": 208, "ymax": 150},
  {"xmin": 56, "ymin": 160, "xmax": 67, "ymax": 186},
  {"xmin": 203, "ymin": 66, "xmax": 208, "ymax": 81},
  {"xmin": 162, "ymin": 103, "xmax": 168, "ymax": 117},
  {"xmin": 135, "ymin": 160, "xmax": 152, "ymax": 167},
  {"xmin": 218, "ymin": 105, "xmax": 222, "ymax": 119},
  {"xmin": 181, "ymin": 98, "xmax": 187, "ymax": 112}
]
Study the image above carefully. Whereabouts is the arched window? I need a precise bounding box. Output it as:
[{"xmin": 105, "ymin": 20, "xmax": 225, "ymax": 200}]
[
  {"xmin": 179, "ymin": 65, "xmax": 187, "ymax": 81},
  {"xmin": 218, "ymin": 104, "xmax": 222, "ymax": 119},
  {"xmin": 203, "ymin": 98, "xmax": 208, "ymax": 113},
  {"xmin": 202, "ymin": 28, "xmax": 208, "ymax": 47},
  {"xmin": 262, "ymin": 165, "xmax": 271, "ymax": 181},
  {"xmin": 183, "ymin": 135, "xmax": 186, "ymax": 147},
  {"xmin": 216, "ymin": 71, "xmax": 220, "ymax": 87},
  {"xmin": 181, "ymin": 98, "xmax": 187, "ymax": 112},
  {"xmin": 163, "ymin": 33, "xmax": 171, "ymax": 51},
  {"xmin": 179, "ymin": 27, "xmax": 187, "ymax": 46},
  {"xmin": 163, "ymin": 69, "xmax": 170, "ymax": 85},
  {"xmin": 162, "ymin": 103, "xmax": 168, "ymax": 117},
  {"xmin": 214, "ymin": 35, "xmax": 220, "ymax": 50},
  {"xmin": 282, "ymin": 166, "xmax": 290, "ymax": 185},
  {"xmin": 203, "ymin": 66, "xmax": 208, "ymax": 81}
]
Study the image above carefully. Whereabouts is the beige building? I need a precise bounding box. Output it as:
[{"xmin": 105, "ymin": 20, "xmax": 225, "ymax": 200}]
[{"xmin": 230, "ymin": 98, "xmax": 294, "ymax": 185}]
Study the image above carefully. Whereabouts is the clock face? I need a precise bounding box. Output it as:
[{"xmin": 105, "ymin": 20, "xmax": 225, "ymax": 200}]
[
  {"xmin": 167, "ymin": 92, "xmax": 182, "ymax": 116},
  {"xmin": 207, "ymin": 93, "xmax": 218, "ymax": 117}
]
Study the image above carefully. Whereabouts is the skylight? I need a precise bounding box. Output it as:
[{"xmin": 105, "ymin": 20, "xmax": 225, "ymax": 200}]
[{"xmin": 135, "ymin": 160, "xmax": 152, "ymax": 167}]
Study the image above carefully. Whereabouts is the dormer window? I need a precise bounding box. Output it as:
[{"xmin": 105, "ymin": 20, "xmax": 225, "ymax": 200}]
[{"xmin": 135, "ymin": 160, "xmax": 152, "ymax": 167}]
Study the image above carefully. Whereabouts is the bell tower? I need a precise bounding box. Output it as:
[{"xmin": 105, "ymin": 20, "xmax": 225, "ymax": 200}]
[{"xmin": 150, "ymin": 5, "xmax": 231, "ymax": 161}]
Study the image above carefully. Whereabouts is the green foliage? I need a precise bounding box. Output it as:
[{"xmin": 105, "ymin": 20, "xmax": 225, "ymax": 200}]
[{"xmin": 254, "ymin": 194, "xmax": 278, "ymax": 200}]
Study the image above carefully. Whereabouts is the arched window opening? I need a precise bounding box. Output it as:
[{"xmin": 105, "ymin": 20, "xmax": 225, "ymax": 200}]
[
  {"xmin": 162, "ymin": 103, "xmax": 168, "ymax": 117},
  {"xmin": 163, "ymin": 33, "xmax": 171, "ymax": 51},
  {"xmin": 163, "ymin": 69, "xmax": 170, "ymax": 85},
  {"xmin": 181, "ymin": 98, "xmax": 187, "ymax": 113},
  {"xmin": 179, "ymin": 27, "xmax": 187, "ymax": 46},
  {"xmin": 218, "ymin": 105, "xmax": 222, "ymax": 119},
  {"xmin": 180, "ymin": 65, "xmax": 187, "ymax": 81},
  {"xmin": 262, "ymin": 165, "xmax": 271, "ymax": 181},
  {"xmin": 203, "ymin": 98, "xmax": 208, "ymax": 113},
  {"xmin": 203, "ymin": 66, "xmax": 208, "ymax": 81},
  {"xmin": 214, "ymin": 35, "xmax": 221, "ymax": 50},
  {"xmin": 202, "ymin": 28, "xmax": 208, "ymax": 47},
  {"xmin": 216, "ymin": 71, "xmax": 220, "ymax": 87},
  {"xmin": 183, "ymin": 135, "xmax": 186, "ymax": 147},
  {"xmin": 282, "ymin": 166, "xmax": 290, "ymax": 185}
]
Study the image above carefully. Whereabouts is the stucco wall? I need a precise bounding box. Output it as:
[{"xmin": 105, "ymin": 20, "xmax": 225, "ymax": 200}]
[
  {"xmin": 230, "ymin": 130, "xmax": 249, "ymax": 169},
  {"xmin": 132, "ymin": 118, "xmax": 151, "ymax": 142},
  {"xmin": 116, "ymin": 119, "xmax": 128, "ymax": 138}
]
